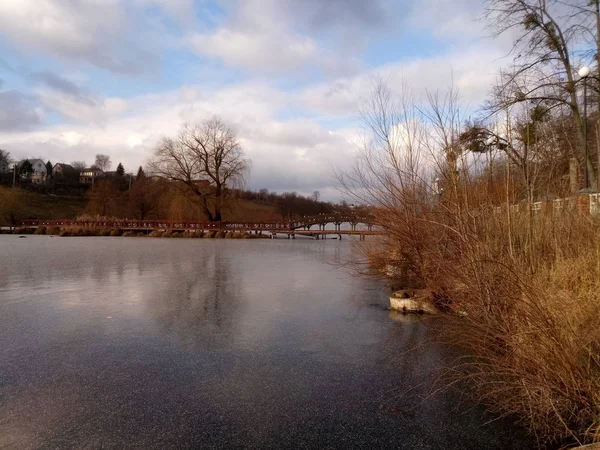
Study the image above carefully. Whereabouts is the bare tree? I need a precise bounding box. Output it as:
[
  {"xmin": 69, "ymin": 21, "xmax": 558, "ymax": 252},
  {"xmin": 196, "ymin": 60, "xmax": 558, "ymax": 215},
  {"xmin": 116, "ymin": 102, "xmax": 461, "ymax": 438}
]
[
  {"xmin": 87, "ymin": 179, "xmax": 119, "ymax": 217},
  {"xmin": 312, "ymin": 190, "xmax": 321, "ymax": 202},
  {"xmin": 129, "ymin": 177, "xmax": 161, "ymax": 220},
  {"xmin": 71, "ymin": 161, "xmax": 87, "ymax": 172},
  {"xmin": 0, "ymin": 149, "xmax": 10, "ymax": 167},
  {"xmin": 150, "ymin": 117, "xmax": 250, "ymax": 221},
  {"xmin": 94, "ymin": 154, "xmax": 112, "ymax": 172},
  {"xmin": 485, "ymin": 0, "xmax": 599, "ymax": 187}
]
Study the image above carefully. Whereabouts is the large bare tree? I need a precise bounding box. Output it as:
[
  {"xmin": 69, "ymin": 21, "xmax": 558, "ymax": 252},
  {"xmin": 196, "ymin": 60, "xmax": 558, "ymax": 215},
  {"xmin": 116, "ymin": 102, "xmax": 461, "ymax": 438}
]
[
  {"xmin": 94, "ymin": 154, "xmax": 112, "ymax": 172},
  {"xmin": 150, "ymin": 117, "xmax": 250, "ymax": 221},
  {"xmin": 485, "ymin": 0, "xmax": 600, "ymax": 187}
]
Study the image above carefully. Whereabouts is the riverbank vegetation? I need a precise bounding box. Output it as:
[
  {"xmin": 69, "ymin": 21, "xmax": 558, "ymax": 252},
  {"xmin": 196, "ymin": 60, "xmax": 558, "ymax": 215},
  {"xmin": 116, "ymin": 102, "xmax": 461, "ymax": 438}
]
[
  {"xmin": 10, "ymin": 225, "xmax": 269, "ymax": 239},
  {"xmin": 347, "ymin": 83, "xmax": 600, "ymax": 448},
  {"xmin": 0, "ymin": 183, "xmax": 336, "ymax": 228},
  {"xmin": 342, "ymin": 0, "xmax": 600, "ymax": 444}
]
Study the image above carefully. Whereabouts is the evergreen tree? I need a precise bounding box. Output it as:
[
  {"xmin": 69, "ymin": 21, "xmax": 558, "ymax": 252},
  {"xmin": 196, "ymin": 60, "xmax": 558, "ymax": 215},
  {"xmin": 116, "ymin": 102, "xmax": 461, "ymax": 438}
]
[
  {"xmin": 116, "ymin": 162, "xmax": 125, "ymax": 176},
  {"xmin": 136, "ymin": 166, "xmax": 146, "ymax": 180},
  {"xmin": 19, "ymin": 160, "xmax": 33, "ymax": 178},
  {"xmin": 46, "ymin": 161, "xmax": 53, "ymax": 177}
]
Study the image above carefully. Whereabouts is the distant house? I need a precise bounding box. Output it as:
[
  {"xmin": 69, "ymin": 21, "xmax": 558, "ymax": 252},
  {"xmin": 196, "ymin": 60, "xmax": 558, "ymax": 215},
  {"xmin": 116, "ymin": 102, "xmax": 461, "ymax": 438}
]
[
  {"xmin": 80, "ymin": 168, "xmax": 104, "ymax": 185},
  {"xmin": 53, "ymin": 163, "xmax": 79, "ymax": 184},
  {"xmin": 53, "ymin": 163, "xmax": 75, "ymax": 175},
  {"xmin": 17, "ymin": 158, "xmax": 47, "ymax": 184},
  {"xmin": 0, "ymin": 159, "xmax": 8, "ymax": 173}
]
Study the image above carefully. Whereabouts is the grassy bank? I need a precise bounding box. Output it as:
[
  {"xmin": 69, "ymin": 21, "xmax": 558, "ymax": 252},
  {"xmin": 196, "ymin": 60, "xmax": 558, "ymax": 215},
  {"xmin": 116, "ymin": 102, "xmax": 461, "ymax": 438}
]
[{"xmin": 0, "ymin": 189, "xmax": 284, "ymax": 227}]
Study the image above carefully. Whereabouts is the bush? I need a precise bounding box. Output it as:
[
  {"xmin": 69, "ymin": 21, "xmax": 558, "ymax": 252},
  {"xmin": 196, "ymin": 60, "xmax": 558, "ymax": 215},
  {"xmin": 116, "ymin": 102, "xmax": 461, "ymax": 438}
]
[
  {"xmin": 46, "ymin": 226, "xmax": 60, "ymax": 235},
  {"xmin": 35, "ymin": 226, "xmax": 47, "ymax": 235},
  {"xmin": 363, "ymin": 186, "xmax": 600, "ymax": 446}
]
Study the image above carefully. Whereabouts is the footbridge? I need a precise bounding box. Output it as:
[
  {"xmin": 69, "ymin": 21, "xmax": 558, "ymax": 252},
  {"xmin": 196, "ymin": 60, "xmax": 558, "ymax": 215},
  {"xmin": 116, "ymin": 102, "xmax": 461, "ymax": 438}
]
[{"xmin": 17, "ymin": 213, "xmax": 383, "ymax": 240}]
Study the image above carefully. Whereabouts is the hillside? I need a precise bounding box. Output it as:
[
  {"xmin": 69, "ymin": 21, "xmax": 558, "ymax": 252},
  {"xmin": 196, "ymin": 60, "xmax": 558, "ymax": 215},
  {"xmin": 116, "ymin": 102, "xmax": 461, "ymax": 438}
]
[{"xmin": 11, "ymin": 191, "xmax": 282, "ymax": 225}]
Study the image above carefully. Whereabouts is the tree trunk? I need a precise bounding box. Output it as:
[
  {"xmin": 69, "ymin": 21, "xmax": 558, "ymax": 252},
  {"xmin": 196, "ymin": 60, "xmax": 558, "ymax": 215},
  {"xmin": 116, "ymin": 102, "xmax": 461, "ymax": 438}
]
[
  {"xmin": 201, "ymin": 195, "xmax": 214, "ymax": 222},
  {"xmin": 214, "ymin": 184, "xmax": 222, "ymax": 222}
]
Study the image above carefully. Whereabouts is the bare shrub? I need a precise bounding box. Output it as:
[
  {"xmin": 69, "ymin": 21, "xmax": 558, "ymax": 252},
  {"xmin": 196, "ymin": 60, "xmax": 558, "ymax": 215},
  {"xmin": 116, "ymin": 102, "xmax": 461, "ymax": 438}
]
[{"xmin": 343, "ymin": 79, "xmax": 600, "ymax": 446}]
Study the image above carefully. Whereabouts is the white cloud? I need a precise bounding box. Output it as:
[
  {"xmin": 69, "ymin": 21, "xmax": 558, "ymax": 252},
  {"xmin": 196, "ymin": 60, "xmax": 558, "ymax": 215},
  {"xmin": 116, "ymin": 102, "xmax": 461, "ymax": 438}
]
[
  {"xmin": 0, "ymin": 0, "xmax": 155, "ymax": 73},
  {"xmin": 188, "ymin": 28, "xmax": 318, "ymax": 73},
  {"xmin": 299, "ymin": 45, "xmax": 509, "ymax": 116}
]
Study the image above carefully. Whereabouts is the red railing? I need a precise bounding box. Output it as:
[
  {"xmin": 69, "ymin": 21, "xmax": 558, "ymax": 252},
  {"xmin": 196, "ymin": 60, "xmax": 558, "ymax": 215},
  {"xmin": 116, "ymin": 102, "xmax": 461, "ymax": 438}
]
[{"xmin": 17, "ymin": 213, "xmax": 376, "ymax": 232}]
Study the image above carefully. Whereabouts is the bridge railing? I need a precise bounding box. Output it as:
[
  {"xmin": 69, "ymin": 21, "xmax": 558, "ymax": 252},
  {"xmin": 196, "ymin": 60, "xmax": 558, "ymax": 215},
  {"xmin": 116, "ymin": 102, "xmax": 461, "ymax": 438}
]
[{"xmin": 17, "ymin": 213, "xmax": 378, "ymax": 231}]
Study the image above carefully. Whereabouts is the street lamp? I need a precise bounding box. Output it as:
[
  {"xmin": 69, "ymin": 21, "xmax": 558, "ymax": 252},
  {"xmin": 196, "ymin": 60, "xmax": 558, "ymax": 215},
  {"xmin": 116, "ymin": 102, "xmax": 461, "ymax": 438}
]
[{"xmin": 578, "ymin": 65, "xmax": 591, "ymax": 191}]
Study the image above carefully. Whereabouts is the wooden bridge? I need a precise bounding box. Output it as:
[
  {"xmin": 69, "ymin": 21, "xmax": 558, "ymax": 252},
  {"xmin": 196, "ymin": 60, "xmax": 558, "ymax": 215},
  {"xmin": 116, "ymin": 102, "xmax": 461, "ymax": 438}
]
[{"xmin": 17, "ymin": 213, "xmax": 384, "ymax": 240}]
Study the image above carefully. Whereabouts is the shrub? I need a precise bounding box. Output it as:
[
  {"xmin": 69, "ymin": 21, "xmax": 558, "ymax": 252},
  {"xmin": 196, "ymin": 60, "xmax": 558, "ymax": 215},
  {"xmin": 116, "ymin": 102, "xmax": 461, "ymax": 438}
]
[
  {"xmin": 46, "ymin": 226, "xmax": 60, "ymax": 235},
  {"xmin": 35, "ymin": 226, "xmax": 47, "ymax": 235}
]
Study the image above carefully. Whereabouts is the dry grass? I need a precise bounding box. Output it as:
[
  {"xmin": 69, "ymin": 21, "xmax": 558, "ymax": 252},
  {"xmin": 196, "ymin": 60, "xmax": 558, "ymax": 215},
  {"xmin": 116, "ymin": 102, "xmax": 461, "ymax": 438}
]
[
  {"xmin": 341, "ymin": 78, "xmax": 600, "ymax": 447},
  {"xmin": 363, "ymin": 185, "xmax": 600, "ymax": 447}
]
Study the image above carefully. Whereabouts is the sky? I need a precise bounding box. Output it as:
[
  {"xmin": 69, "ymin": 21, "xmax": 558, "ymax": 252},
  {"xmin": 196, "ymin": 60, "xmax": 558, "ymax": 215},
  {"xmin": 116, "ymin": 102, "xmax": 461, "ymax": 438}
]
[{"xmin": 0, "ymin": 0, "xmax": 514, "ymax": 200}]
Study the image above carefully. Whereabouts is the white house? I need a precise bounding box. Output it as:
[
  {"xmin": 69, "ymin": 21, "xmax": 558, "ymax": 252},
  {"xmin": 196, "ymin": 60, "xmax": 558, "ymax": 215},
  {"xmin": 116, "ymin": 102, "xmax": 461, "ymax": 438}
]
[{"xmin": 17, "ymin": 159, "xmax": 47, "ymax": 184}]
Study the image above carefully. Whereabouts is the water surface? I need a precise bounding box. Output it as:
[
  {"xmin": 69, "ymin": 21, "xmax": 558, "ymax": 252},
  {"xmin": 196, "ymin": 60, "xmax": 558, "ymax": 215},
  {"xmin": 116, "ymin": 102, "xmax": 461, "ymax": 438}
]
[{"xmin": 0, "ymin": 236, "xmax": 528, "ymax": 449}]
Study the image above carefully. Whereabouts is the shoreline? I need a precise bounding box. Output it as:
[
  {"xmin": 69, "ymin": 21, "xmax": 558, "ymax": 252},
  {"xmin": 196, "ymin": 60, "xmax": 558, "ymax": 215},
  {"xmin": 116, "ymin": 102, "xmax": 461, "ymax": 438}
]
[{"xmin": 4, "ymin": 227, "xmax": 271, "ymax": 239}]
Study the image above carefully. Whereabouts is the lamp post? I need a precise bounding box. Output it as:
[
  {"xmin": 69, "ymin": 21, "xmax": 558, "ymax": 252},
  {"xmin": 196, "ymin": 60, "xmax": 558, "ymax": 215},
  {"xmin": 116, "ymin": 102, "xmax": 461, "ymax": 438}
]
[{"xmin": 578, "ymin": 65, "xmax": 591, "ymax": 191}]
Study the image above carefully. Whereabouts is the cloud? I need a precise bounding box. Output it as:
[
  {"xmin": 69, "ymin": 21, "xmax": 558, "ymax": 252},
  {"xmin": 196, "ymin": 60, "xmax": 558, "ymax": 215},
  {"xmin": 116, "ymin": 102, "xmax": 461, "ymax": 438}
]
[
  {"xmin": 188, "ymin": 28, "xmax": 319, "ymax": 73},
  {"xmin": 0, "ymin": 0, "xmax": 156, "ymax": 74},
  {"xmin": 26, "ymin": 72, "xmax": 128, "ymax": 124},
  {"xmin": 0, "ymin": 90, "xmax": 42, "ymax": 131},
  {"xmin": 299, "ymin": 45, "xmax": 508, "ymax": 116},
  {"xmin": 30, "ymin": 72, "xmax": 86, "ymax": 98},
  {"xmin": 282, "ymin": 0, "xmax": 390, "ymax": 31},
  {"xmin": 186, "ymin": 0, "xmax": 383, "ymax": 75},
  {"xmin": 136, "ymin": 0, "xmax": 198, "ymax": 26}
]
